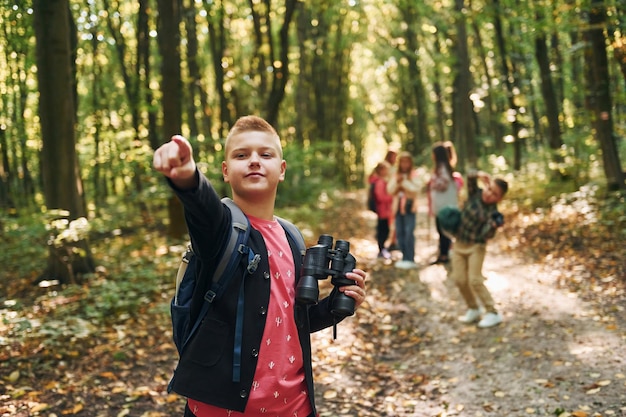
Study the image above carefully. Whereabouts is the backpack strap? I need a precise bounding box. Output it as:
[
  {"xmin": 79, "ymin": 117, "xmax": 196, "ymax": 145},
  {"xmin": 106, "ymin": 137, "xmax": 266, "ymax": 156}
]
[
  {"xmin": 174, "ymin": 245, "xmax": 193, "ymax": 306},
  {"xmin": 180, "ymin": 197, "xmax": 252, "ymax": 356},
  {"xmin": 276, "ymin": 217, "xmax": 306, "ymax": 257},
  {"xmin": 221, "ymin": 199, "xmax": 260, "ymax": 383},
  {"xmin": 203, "ymin": 198, "xmax": 251, "ymax": 303}
]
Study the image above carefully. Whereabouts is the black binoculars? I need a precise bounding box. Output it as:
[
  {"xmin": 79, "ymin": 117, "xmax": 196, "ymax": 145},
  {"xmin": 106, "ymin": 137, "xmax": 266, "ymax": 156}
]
[{"xmin": 295, "ymin": 234, "xmax": 357, "ymax": 318}]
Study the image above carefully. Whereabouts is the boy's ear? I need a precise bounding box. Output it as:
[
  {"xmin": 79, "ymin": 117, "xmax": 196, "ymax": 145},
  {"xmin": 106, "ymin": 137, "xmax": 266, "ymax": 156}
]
[
  {"xmin": 279, "ymin": 160, "xmax": 286, "ymax": 181},
  {"xmin": 222, "ymin": 161, "xmax": 230, "ymax": 183}
]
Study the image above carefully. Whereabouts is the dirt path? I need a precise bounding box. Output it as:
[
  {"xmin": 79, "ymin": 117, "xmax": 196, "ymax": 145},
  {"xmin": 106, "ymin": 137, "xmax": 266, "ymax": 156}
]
[
  {"xmin": 311, "ymin": 194, "xmax": 626, "ymax": 417},
  {"xmin": 2, "ymin": 192, "xmax": 624, "ymax": 417}
]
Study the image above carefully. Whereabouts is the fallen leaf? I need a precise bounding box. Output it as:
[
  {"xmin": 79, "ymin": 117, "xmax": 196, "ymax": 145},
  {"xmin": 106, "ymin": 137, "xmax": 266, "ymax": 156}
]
[
  {"xmin": 323, "ymin": 389, "xmax": 337, "ymax": 399},
  {"xmin": 44, "ymin": 381, "xmax": 58, "ymax": 390},
  {"xmin": 30, "ymin": 403, "xmax": 49, "ymax": 413},
  {"xmin": 8, "ymin": 370, "xmax": 20, "ymax": 383},
  {"xmin": 166, "ymin": 394, "xmax": 180, "ymax": 403}
]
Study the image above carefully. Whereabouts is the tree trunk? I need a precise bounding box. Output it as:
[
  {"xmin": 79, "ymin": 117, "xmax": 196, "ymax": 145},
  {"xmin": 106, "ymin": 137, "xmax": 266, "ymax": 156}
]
[
  {"xmin": 264, "ymin": 0, "xmax": 297, "ymax": 127},
  {"xmin": 432, "ymin": 33, "xmax": 447, "ymax": 144},
  {"xmin": 584, "ymin": 1, "xmax": 625, "ymax": 191},
  {"xmin": 399, "ymin": 2, "xmax": 428, "ymax": 154},
  {"xmin": 453, "ymin": 0, "xmax": 475, "ymax": 171},
  {"xmin": 493, "ymin": 0, "xmax": 523, "ymax": 171},
  {"xmin": 610, "ymin": 35, "xmax": 626, "ymax": 83},
  {"xmin": 90, "ymin": 29, "xmax": 105, "ymax": 210},
  {"xmin": 471, "ymin": 16, "xmax": 503, "ymax": 163},
  {"xmin": 534, "ymin": 10, "xmax": 565, "ymax": 178},
  {"xmin": 184, "ymin": 0, "xmax": 200, "ymax": 138},
  {"xmin": 182, "ymin": 0, "xmax": 211, "ymax": 146},
  {"xmin": 33, "ymin": 0, "xmax": 94, "ymax": 283},
  {"xmin": 0, "ymin": 127, "xmax": 15, "ymax": 210},
  {"xmin": 157, "ymin": 0, "xmax": 187, "ymax": 238},
  {"xmin": 206, "ymin": 1, "xmax": 231, "ymax": 139},
  {"xmin": 535, "ymin": 36, "xmax": 563, "ymax": 150}
]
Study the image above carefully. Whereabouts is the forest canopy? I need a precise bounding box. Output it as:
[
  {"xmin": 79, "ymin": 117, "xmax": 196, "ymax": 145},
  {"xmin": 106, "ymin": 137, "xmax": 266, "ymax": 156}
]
[{"xmin": 0, "ymin": 0, "xmax": 624, "ymax": 265}]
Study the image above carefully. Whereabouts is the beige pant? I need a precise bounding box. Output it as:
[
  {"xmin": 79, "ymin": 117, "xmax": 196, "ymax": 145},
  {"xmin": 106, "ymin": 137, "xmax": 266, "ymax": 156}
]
[{"xmin": 450, "ymin": 241, "xmax": 496, "ymax": 313}]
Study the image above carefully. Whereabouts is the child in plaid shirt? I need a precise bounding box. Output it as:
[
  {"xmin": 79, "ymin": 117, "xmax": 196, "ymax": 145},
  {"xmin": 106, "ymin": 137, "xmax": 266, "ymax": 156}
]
[{"xmin": 451, "ymin": 170, "xmax": 508, "ymax": 328}]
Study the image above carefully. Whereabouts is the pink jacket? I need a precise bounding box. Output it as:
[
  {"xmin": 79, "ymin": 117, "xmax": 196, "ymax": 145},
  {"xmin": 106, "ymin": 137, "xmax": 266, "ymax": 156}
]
[{"xmin": 373, "ymin": 177, "xmax": 393, "ymax": 219}]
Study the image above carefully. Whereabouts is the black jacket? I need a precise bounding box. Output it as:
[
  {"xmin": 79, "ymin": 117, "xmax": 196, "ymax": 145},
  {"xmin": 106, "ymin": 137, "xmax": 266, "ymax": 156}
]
[{"xmin": 168, "ymin": 172, "xmax": 339, "ymax": 413}]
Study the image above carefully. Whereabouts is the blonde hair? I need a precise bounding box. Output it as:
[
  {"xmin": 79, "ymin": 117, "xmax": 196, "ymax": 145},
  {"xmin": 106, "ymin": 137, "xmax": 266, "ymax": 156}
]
[
  {"xmin": 396, "ymin": 151, "xmax": 414, "ymax": 174},
  {"xmin": 225, "ymin": 115, "xmax": 282, "ymax": 157}
]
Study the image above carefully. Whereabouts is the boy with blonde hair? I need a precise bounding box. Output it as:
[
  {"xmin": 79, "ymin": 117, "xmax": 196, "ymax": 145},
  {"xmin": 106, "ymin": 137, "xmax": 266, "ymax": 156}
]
[{"xmin": 153, "ymin": 116, "xmax": 367, "ymax": 416}]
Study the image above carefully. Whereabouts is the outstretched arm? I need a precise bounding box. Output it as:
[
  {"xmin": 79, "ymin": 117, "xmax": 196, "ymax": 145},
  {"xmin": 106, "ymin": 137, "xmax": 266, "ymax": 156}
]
[{"xmin": 153, "ymin": 135, "xmax": 198, "ymax": 189}]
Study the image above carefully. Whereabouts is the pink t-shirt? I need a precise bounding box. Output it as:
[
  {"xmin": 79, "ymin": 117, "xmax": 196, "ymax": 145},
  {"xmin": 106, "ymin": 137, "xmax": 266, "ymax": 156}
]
[{"xmin": 188, "ymin": 216, "xmax": 312, "ymax": 417}]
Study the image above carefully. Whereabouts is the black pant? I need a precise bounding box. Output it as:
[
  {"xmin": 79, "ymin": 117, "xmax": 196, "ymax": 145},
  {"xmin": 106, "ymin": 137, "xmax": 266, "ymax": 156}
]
[
  {"xmin": 435, "ymin": 217, "xmax": 451, "ymax": 257},
  {"xmin": 376, "ymin": 218, "xmax": 390, "ymax": 251}
]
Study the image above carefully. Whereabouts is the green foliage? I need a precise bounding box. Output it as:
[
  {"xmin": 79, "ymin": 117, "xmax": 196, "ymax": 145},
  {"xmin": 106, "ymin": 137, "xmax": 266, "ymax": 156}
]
[
  {"xmin": 554, "ymin": 129, "xmax": 602, "ymax": 185},
  {"xmin": 594, "ymin": 189, "xmax": 626, "ymax": 237},
  {"xmin": 1, "ymin": 207, "xmax": 170, "ymax": 348},
  {"xmin": 499, "ymin": 159, "xmax": 626, "ymax": 243},
  {"xmin": 0, "ymin": 215, "xmax": 49, "ymax": 278},
  {"xmin": 277, "ymin": 141, "xmax": 343, "ymax": 207}
]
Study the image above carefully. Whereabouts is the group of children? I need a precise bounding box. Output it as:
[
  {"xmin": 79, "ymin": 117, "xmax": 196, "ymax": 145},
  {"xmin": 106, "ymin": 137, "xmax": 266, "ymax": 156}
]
[
  {"xmin": 369, "ymin": 142, "xmax": 509, "ymax": 329},
  {"xmin": 368, "ymin": 150, "xmax": 422, "ymax": 269}
]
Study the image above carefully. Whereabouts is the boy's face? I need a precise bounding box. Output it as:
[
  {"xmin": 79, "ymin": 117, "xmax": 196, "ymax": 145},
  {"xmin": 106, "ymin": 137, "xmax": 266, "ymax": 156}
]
[
  {"xmin": 482, "ymin": 183, "xmax": 504, "ymax": 205},
  {"xmin": 222, "ymin": 131, "xmax": 286, "ymax": 199}
]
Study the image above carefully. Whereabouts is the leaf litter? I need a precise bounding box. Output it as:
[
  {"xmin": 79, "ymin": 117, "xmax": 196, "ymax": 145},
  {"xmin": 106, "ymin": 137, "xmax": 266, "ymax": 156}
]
[{"xmin": 1, "ymin": 189, "xmax": 625, "ymax": 416}]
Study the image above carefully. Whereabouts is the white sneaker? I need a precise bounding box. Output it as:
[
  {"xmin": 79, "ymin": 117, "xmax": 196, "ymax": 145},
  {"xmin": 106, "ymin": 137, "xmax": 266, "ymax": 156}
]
[
  {"xmin": 394, "ymin": 260, "xmax": 417, "ymax": 269},
  {"xmin": 459, "ymin": 308, "xmax": 481, "ymax": 323},
  {"xmin": 478, "ymin": 312, "xmax": 502, "ymax": 328}
]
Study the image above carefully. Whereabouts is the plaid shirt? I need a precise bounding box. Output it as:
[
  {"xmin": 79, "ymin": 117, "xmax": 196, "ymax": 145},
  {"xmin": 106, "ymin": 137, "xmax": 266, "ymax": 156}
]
[{"xmin": 456, "ymin": 174, "xmax": 500, "ymax": 243}]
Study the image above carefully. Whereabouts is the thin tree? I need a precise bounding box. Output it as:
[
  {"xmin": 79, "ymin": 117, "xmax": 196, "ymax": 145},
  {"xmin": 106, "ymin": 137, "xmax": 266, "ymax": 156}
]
[
  {"xmin": 263, "ymin": 0, "xmax": 298, "ymax": 126},
  {"xmin": 452, "ymin": 0, "xmax": 475, "ymax": 170},
  {"xmin": 397, "ymin": 1, "xmax": 429, "ymax": 154},
  {"xmin": 205, "ymin": 0, "xmax": 231, "ymax": 140},
  {"xmin": 534, "ymin": 5, "xmax": 565, "ymax": 178},
  {"xmin": 584, "ymin": 0, "xmax": 625, "ymax": 191},
  {"xmin": 157, "ymin": 0, "xmax": 186, "ymax": 238},
  {"xmin": 492, "ymin": 0, "xmax": 524, "ymax": 170}
]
